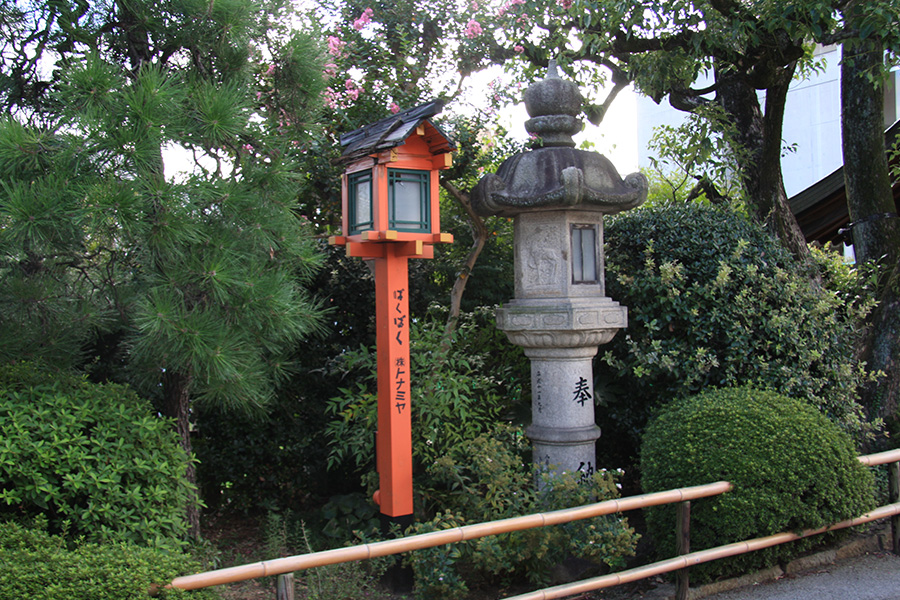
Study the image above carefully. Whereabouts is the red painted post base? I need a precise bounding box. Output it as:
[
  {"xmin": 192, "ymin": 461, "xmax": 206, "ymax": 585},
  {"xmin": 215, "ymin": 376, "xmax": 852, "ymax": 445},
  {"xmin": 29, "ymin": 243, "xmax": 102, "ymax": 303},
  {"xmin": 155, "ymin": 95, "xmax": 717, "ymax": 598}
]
[{"xmin": 373, "ymin": 246, "xmax": 414, "ymax": 519}]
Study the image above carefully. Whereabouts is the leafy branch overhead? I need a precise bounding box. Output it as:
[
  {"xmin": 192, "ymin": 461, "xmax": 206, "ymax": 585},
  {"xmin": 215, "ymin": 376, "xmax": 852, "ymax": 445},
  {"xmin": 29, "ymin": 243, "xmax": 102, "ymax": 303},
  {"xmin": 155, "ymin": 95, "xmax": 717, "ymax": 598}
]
[{"xmin": 459, "ymin": 0, "xmax": 899, "ymax": 262}]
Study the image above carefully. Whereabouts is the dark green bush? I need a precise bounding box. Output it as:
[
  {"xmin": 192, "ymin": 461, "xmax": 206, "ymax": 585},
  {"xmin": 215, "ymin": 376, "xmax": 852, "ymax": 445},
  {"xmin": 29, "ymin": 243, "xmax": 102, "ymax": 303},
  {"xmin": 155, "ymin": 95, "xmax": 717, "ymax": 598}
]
[
  {"xmin": 0, "ymin": 362, "xmax": 196, "ymax": 550},
  {"xmin": 193, "ymin": 397, "xmax": 333, "ymax": 513},
  {"xmin": 641, "ymin": 387, "xmax": 875, "ymax": 582},
  {"xmin": 599, "ymin": 204, "xmax": 872, "ymax": 466},
  {"xmin": 325, "ymin": 306, "xmax": 528, "ymax": 475},
  {"xmin": 407, "ymin": 426, "xmax": 639, "ymax": 599},
  {"xmin": 0, "ymin": 520, "xmax": 217, "ymax": 600}
]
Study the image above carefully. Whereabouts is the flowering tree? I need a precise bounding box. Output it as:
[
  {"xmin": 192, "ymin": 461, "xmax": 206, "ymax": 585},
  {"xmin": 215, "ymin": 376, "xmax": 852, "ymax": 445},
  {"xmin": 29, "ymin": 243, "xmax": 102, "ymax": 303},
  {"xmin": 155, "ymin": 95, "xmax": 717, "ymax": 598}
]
[
  {"xmin": 297, "ymin": 0, "xmax": 528, "ymax": 337},
  {"xmin": 454, "ymin": 0, "xmax": 897, "ymax": 262},
  {"xmin": 448, "ymin": 0, "xmax": 900, "ymax": 429}
]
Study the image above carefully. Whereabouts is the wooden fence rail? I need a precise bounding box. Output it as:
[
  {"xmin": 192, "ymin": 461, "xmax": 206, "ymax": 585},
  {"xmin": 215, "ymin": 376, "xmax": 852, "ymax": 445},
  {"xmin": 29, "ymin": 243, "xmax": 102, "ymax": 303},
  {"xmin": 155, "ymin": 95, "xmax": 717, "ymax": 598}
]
[{"xmin": 163, "ymin": 449, "xmax": 900, "ymax": 599}]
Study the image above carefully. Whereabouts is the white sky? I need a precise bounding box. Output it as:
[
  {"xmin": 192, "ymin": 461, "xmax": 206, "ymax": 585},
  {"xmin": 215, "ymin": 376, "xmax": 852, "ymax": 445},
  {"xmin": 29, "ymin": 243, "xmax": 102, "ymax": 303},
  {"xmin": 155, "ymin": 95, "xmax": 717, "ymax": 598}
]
[{"xmin": 481, "ymin": 78, "xmax": 641, "ymax": 177}]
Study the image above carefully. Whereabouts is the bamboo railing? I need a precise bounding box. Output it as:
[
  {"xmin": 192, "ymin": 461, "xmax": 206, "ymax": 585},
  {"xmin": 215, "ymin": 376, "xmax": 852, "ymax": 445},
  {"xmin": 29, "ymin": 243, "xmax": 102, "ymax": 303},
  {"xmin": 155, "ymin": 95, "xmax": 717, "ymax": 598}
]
[
  {"xmin": 504, "ymin": 502, "xmax": 900, "ymax": 600},
  {"xmin": 165, "ymin": 449, "xmax": 900, "ymax": 599},
  {"xmin": 169, "ymin": 481, "xmax": 733, "ymax": 590}
]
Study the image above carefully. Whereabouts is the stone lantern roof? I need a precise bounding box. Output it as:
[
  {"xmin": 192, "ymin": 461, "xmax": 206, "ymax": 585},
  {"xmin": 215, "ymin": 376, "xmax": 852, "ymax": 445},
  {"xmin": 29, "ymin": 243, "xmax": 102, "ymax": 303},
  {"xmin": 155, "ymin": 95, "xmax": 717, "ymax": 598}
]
[{"xmin": 471, "ymin": 64, "xmax": 648, "ymax": 217}]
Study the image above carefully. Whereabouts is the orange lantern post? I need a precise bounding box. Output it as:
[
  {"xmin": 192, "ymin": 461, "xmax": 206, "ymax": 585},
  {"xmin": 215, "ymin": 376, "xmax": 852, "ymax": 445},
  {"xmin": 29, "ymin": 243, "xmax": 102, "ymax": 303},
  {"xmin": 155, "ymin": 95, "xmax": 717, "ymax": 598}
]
[{"xmin": 330, "ymin": 101, "xmax": 454, "ymax": 530}]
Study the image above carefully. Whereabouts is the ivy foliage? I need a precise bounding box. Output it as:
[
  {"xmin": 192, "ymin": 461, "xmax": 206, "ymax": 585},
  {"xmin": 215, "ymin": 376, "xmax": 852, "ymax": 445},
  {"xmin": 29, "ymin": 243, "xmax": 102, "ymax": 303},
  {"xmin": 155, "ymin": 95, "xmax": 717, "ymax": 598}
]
[
  {"xmin": 641, "ymin": 387, "xmax": 876, "ymax": 582},
  {"xmin": 0, "ymin": 520, "xmax": 217, "ymax": 600},
  {"xmin": 0, "ymin": 363, "xmax": 196, "ymax": 550},
  {"xmin": 598, "ymin": 204, "xmax": 874, "ymax": 466}
]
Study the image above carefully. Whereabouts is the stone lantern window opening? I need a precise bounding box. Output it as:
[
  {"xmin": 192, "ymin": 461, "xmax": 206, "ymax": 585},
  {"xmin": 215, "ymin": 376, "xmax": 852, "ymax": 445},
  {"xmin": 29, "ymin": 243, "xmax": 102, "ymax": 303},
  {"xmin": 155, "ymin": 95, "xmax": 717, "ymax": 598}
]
[
  {"xmin": 388, "ymin": 168, "xmax": 430, "ymax": 232},
  {"xmin": 571, "ymin": 224, "xmax": 599, "ymax": 284}
]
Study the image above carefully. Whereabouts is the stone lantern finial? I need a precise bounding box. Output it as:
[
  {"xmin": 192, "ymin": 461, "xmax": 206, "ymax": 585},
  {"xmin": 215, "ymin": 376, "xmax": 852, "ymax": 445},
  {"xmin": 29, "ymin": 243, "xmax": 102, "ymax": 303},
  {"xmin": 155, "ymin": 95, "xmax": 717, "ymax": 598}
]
[
  {"xmin": 523, "ymin": 61, "xmax": 583, "ymax": 148},
  {"xmin": 470, "ymin": 67, "xmax": 647, "ymax": 217}
]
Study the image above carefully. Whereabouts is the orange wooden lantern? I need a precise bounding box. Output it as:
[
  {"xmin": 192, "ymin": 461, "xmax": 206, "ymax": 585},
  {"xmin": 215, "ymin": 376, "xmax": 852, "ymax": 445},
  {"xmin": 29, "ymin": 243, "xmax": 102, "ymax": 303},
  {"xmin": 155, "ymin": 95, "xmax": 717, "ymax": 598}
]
[{"xmin": 330, "ymin": 101, "xmax": 454, "ymax": 529}]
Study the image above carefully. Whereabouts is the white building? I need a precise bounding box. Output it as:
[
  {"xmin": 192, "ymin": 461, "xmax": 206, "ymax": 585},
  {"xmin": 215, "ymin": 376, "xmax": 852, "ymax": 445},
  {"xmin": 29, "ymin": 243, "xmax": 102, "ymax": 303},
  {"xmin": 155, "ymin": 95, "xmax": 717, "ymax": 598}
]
[{"xmin": 635, "ymin": 45, "xmax": 900, "ymax": 198}]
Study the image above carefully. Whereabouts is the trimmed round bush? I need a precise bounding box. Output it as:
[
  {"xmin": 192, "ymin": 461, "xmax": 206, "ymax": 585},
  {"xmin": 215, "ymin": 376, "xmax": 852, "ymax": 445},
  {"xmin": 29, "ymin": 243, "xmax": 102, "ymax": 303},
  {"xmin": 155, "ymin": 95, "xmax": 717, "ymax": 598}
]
[
  {"xmin": 0, "ymin": 520, "xmax": 217, "ymax": 600},
  {"xmin": 599, "ymin": 204, "xmax": 870, "ymax": 466},
  {"xmin": 0, "ymin": 362, "xmax": 196, "ymax": 550},
  {"xmin": 641, "ymin": 387, "xmax": 875, "ymax": 581}
]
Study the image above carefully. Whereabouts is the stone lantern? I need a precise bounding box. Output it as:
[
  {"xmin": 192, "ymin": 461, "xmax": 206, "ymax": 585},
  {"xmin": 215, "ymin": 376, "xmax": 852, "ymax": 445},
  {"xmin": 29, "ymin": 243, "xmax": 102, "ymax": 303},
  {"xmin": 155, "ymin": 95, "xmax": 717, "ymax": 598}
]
[{"xmin": 472, "ymin": 64, "xmax": 647, "ymax": 480}]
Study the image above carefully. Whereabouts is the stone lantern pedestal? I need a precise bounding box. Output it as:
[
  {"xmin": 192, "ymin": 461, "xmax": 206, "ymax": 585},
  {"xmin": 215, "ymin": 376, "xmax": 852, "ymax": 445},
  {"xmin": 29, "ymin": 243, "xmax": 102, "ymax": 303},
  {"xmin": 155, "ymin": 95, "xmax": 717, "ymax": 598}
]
[
  {"xmin": 472, "ymin": 65, "xmax": 647, "ymax": 481},
  {"xmin": 499, "ymin": 210, "xmax": 626, "ymax": 477}
]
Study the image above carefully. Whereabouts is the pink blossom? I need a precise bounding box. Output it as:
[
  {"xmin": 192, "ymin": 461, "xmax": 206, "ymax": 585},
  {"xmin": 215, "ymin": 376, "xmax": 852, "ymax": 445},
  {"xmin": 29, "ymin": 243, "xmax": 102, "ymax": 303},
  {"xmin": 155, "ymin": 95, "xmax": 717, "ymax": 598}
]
[
  {"xmin": 389, "ymin": 102, "xmax": 400, "ymax": 113},
  {"xmin": 256, "ymin": 91, "xmax": 264, "ymax": 100},
  {"xmin": 353, "ymin": 8, "xmax": 374, "ymax": 30},
  {"xmin": 265, "ymin": 64, "xmax": 276, "ymax": 75},
  {"xmin": 344, "ymin": 79, "xmax": 361, "ymax": 101},
  {"xmin": 513, "ymin": 45, "xmax": 524, "ymax": 53},
  {"xmin": 499, "ymin": 0, "xmax": 524, "ymax": 15},
  {"xmin": 327, "ymin": 36, "xmax": 346, "ymax": 57},
  {"xmin": 243, "ymin": 144, "xmax": 254, "ymax": 151},
  {"xmin": 324, "ymin": 63, "xmax": 338, "ymax": 77},
  {"xmin": 464, "ymin": 19, "xmax": 483, "ymax": 39},
  {"xmin": 469, "ymin": 0, "xmax": 479, "ymax": 9},
  {"xmin": 557, "ymin": 0, "xmax": 573, "ymax": 8},
  {"xmin": 324, "ymin": 87, "xmax": 339, "ymax": 109}
]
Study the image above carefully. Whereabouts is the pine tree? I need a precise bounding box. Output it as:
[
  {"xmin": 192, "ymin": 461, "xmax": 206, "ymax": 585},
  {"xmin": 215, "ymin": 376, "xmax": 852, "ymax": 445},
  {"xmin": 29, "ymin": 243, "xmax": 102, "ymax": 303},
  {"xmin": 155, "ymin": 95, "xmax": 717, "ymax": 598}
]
[{"xmin": 1, "ymin": 0, "xmax": 328, "ymax": 535}]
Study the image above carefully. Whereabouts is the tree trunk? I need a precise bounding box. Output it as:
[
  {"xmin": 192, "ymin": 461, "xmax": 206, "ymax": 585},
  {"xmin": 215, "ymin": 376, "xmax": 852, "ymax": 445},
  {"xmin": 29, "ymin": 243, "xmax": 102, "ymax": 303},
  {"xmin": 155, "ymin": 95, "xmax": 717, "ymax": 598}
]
[
  {"xmin": 717, "ymin": 68, "xmax": 811, "ymax": 262},
  {"xmin": 861, "ymin": 269, "xmax": 900, "ymax": 437},
  {"xmin": 440, "ymin": 180, "xmax": 488, "ymax": 346},
  {"xmin": 163, "ymin": 371, "xmax": 201, "ymax": 539},
  {"xmin": 841, "ymin": 38, "xmax": 900, "ymax": 432},
  {"xmin": 841, "ymin": 41, "xmax": 900, "ymax": 265}
]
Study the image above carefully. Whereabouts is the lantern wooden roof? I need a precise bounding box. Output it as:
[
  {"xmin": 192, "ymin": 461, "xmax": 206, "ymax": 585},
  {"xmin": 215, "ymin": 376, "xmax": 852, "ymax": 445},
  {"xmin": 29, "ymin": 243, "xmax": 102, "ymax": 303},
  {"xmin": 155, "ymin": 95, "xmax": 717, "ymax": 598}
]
[{"xmin": 337, "ymin": 100, "xmax": 455, "ymax": 164}]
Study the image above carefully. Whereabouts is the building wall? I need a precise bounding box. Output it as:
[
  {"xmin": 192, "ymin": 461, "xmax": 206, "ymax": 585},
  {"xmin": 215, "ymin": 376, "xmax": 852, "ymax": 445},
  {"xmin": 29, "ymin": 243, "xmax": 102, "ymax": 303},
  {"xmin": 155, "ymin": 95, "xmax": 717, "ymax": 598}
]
[{"xmin": 636, "ymin": 46, "xmax": 900, "ymax": 198}]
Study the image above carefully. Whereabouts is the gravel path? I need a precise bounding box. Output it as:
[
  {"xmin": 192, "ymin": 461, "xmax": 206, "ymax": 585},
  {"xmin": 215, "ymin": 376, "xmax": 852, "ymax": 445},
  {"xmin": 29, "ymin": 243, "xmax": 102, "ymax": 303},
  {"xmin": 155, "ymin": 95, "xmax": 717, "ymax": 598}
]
[{"xmin": 704, "ymin": 552, "xmax": 900, "ymax": 600}]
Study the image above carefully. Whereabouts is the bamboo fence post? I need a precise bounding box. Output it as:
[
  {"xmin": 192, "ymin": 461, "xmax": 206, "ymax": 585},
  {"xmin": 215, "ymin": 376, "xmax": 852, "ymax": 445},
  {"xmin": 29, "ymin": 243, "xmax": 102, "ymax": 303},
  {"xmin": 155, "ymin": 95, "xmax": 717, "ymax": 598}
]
[
  {"xmin": 675, "ymin": 501, "xmax": 691, "ymax": 600},
  {"xmin": 889, "ymin": 460, "xmax": 899, "ymax": 554},
  {"xmin": 276, "ymin": 573, "xmax": 294, "ymax": 600}
]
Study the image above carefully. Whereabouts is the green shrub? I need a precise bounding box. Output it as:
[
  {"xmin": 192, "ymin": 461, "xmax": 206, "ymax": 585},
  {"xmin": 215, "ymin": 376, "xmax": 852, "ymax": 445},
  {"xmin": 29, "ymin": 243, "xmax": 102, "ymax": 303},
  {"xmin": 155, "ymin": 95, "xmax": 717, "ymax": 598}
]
[
  {"xmin": 0, "ymin": 519, "xmax": 217, "ymax": 600},
  {"xmin": 0, "ymin": 362, "xmax": 196, "ymax": 550},
  {"xmin": 325, "ymin": 306, "xmax": 528, "ymax": 474},
  {"xmin": 407, "ymin": 426, "xmax": 639, "ymax": 599},
  {"xmin": 599, "ymin": 204, "xmax": 873, "ymax": 466},
  {"xmin": 641, "ymin": 387, "xmax": 875, "ymax": 582}
]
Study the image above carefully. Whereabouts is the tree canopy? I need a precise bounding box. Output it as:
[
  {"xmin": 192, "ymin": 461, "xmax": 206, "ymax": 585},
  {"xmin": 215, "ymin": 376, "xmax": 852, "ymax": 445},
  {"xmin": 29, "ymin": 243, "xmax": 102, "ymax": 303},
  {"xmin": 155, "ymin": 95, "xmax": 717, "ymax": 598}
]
[
  {"xmin": 460, "ymin": 0, "xmax": 899, "ymax": 259},
  {"xmin": 0, "ymin": 0, "xmax": 331, "ymax": 533}
]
